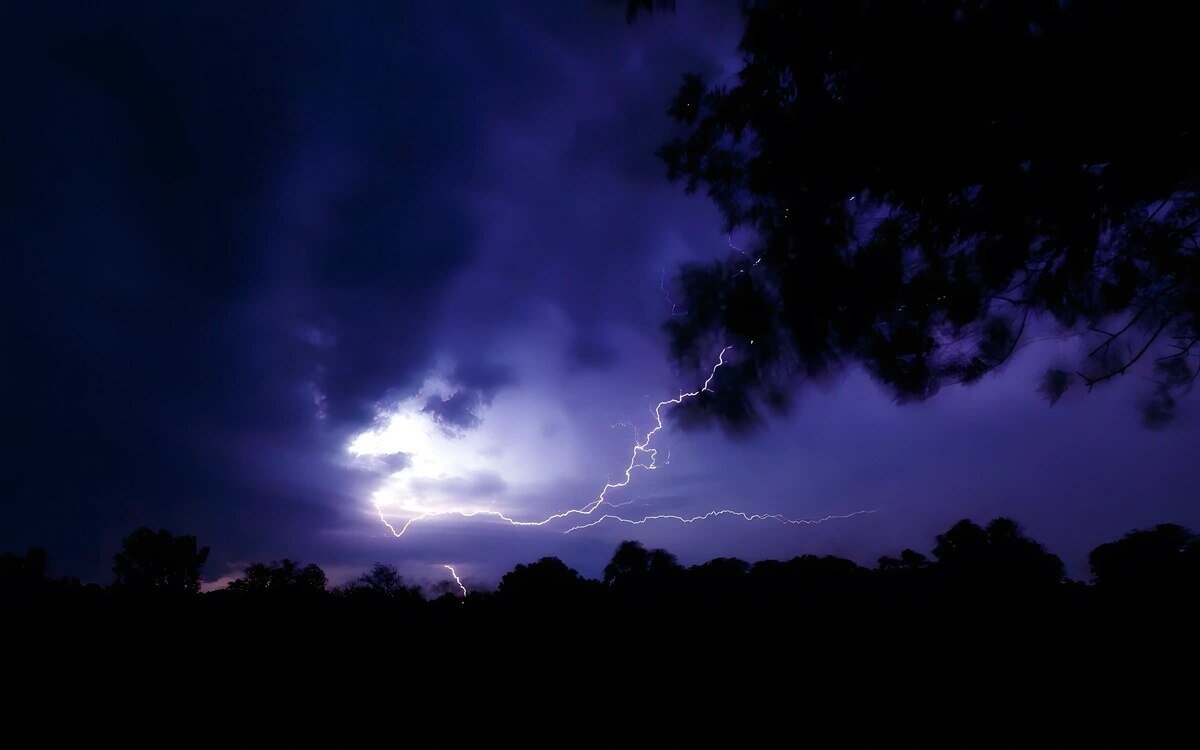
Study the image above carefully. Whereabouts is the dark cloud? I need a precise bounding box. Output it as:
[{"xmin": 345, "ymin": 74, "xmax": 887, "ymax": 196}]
[
  {"xmin": 422, "ymin": 361, "xmax": 516, "ymax": 432},
  {"xmin": 569, "ymin": 328, "xmax": 621, "ymax": 371},
  {"xmin": 0, "ymin": 2, "xmax": 495, "ymax": 577},
  {"xmin": 423, "ymin": 391, "xmax": 486, "ymax": 433}
]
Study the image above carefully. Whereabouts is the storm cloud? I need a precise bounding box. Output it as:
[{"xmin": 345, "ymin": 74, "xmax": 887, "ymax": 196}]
[{"xmin": 3, "ymin": 2, "xmax": 1197, "ymax": 589}]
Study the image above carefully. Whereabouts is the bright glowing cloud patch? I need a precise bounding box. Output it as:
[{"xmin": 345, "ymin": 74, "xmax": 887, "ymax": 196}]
[{"xmin": 347, "ymin": 368, "xmax": 585, "ymax": 529}]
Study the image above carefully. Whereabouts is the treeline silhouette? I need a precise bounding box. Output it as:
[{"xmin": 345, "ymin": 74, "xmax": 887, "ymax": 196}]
[{"xmin": 5, "ymin": 518, "xmax": 1196, "ymax": 741}]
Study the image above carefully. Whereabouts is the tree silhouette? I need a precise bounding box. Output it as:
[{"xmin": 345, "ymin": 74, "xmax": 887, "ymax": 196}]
[
  {"xmin": 933, "ymin": 518, "xmax": 1064, "ymax": 590},
  {"xmin": 603, "ymin": 540, "xmax": 683, "ymax": 591},
  {"xmin": 5, "ymin": 516, "xmax": 1199, "ymax": 740},
  {"xmin": 497, "ymin": 556, "xmax": 595, "ymax": 603},
  {"xmin": 339, "ymin": 562, "xmax": 423, "ymax": 604},
  {"xmin": 751, "ymin": 553, "xmax": 866, "ymax": 591},
  {"xmin": 687, "ymin": 557, "xmax": 750, "ymax": 603},
  {"xmin": 0, "ymin": 548, "xmax": 47, "ymax": 585},
  {"xmin": 1089, "ymin": 523, "xmax": 1200, "ymax": 593},
  {"xmin": 656, "ymin": 0, "xmax": 1200, "ymax": 428},
  {"xmin": 227, "ymin": 558, "xmax": 327, "ymax": 596},
  {"xmin": 359, "ymin": 562, "xmax": 405, "ymax": 593},
  {"xmin": 689, "ymin": 556, "xmax": 750, "ymax": 580},
  {"xmin": 647, "ymin": 547, "xmax": 684, "ymax": 578},
  {"xmin": 878, "ymin": 549, "xmax": 929, "ymax": 572},
  {"xmin": 112, "ymin": 527, "xmax": 209, "ymax": 596},
  {"xmin": 603, "ymin": 539, "xmax": 651, "ymax": 586}
]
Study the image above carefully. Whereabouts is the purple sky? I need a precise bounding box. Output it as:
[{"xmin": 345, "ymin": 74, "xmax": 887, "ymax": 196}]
[{"xmin": 3, "ymin": 2, "xmax": 1196, "ymax": 592}]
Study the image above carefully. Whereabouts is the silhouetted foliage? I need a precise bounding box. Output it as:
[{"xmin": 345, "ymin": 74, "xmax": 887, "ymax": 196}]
[
  {"xmin": 1089, "ymin": 523, "xmax": 1200, "ymax": 594},
  {"xmin": 227, "ymin": 558, "xmax": 327, "ymax": 597},
  {"xmin": 5, "ymin": 517, "xmax": 1198, "ymax": 740},
  {"xmin": 0, "ymin": 547, "xmax": 48, "ymax": 587},
  {"xmin": 749, "ymin": 553, "xmax": 868, "ymax": 599},
  {"xmin": 112, "ymin": 527, "xmax": 209, "ymax": 596},
  {"xmin": 653, "ymin": 0, "xmax": 1200, "ymax": 428},
  {"xmin": 497, "ymin": 556, "xmax": 597, "ymax": 603},
  {"xmin": 689, "ymin": 556, "xmax": 750, "ymax": 580},
  {"xmin": 603, "ymin": 539, "xmax": 651, "ymax": 585},
  {"xmin": 337, "ymin": 562, "xmax": 424, "ymax": 605},
  {"xmin": 933, "ymin": 517, "xmax": 1064, "ymax": 591},
  {"xmin": 878, "ymin": 548, "xmax": 929, "ymax": 571},
  {"xmin": 647, "ymin": 547, "xmax": 684, "ymax": 578},
  {"xmin": 603, "ymin": 539, "xmax": 684, "ymax": 594}
]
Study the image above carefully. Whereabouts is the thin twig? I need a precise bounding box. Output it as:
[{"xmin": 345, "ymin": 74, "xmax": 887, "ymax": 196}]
[{"xmin": 1079, "ymin": 318, "xmax": 1173, "ymax": 389}]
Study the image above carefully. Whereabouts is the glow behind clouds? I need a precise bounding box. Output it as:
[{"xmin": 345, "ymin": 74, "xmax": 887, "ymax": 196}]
[{"xmin": 347, "ymin": 368, "xmax": 586, "ymax": 522}]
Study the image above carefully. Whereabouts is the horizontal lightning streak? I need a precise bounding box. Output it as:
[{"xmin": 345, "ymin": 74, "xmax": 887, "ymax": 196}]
[{"xmin": 564, "ymin": 508, "xmax": 879, "ymax": 534}]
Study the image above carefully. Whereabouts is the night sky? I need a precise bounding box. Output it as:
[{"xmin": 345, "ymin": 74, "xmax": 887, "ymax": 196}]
[{"xmin": 4, "ymin": 1, "xmax": 1197, "ymax": 592}]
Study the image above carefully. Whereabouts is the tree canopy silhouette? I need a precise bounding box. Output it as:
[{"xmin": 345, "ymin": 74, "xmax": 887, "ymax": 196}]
[
  {"xmin": 1, "ymin": 547, "xmax": 47, "ymax": 587},
  {"xmin": 603, "ymin": 539, "xmax": 684, "ymax": 590},
  {"xmin": 497, "ymin": 556, "xmax": 595, "ymax": 602},
  {"xmin": 337, "ymin": 562, "xmax": 424, "ymax": 604},
  {"xmin": 112, "ymin": 527, "xmax": 209, "ymax": 596},
  {"xmin": 227, "ymin": 558, "xmax": 328, "ymax": 597},
  {"xmin": 7, "ymin": 516, "xmax": 1198, "ymax": 742},
  {"xmin": 878, "ymin": 548, "xmax": 930, "ymax": 572},
  {"xmin": 1089, "ymin": 523, "xmax": 1200, "ymax": 594},
  {"xmin": 657, "ymin": 0, "xmax": 1200, "ymax": 428},
  {"xmin": 933, "ymin": 517, "xmax": 1064, "ymax": 590}
]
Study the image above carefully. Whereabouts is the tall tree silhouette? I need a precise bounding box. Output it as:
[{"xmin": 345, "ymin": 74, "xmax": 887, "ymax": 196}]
[
  {"xmin": 603, "ymin": 540, "xmax": 683, "ymax": 590},
  {"xmin": 1089, "ymin": 523, "xmax": 1200, "ymax": 593},
  {"xmin": 933, "ymin": 518, "xmax": 1064, "ymax": 589},
  {"xmin": 497, "ymin": 556, "xmax": 595, "ymax": 603},
  {"xmin": 338, "ymin": 562, "xmax": 423, "ymax": 604},
  {"xmin": 604, "ymin": 540, "xmax": 651, "ymax": 586},
  {"xmin": 112, "ymin": 527, "xmax": 209, "ymax": 596},
  {"xmin": 656, "ymin": 0, "xmax": 1200, "ymax": 428}
]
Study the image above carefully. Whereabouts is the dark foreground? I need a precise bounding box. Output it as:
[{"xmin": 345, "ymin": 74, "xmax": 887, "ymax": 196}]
[
  {"xmin": 6, "ymin": 520, "xmax": 1198, "ymax": 744},
  {"xmin": 9, "ymin": 580, "xmax": 1197, "ymax": 744}
]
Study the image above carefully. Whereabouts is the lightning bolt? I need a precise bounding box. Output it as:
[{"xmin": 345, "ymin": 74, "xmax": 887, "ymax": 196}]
[
  {"xmin": 564, "ymin": 508, "xmax": 878, "ymax": 534},
  {"xmin": 363, "ymin": 346, "xmax": 875, "ymax": 537},
  {"xmin": 369, "ymin": 347, "xmax": 732, "ymax": 536},
  {"xmin": 443, "ymin": 564, "xmax": 467, "ymax": 597}
]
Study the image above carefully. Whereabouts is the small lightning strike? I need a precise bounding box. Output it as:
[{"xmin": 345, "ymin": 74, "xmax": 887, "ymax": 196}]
[
  {"xmin": 443, "ymin": 564, "xmax": 468, "ymax": 597},
  {"xmin": 727, "ymin": 235, "xmax": 762, "ymax": 266},
  {"xmin": 660, "ymin": 266, "xmax": 687, "ymax": 316},
  {"xmin": 728, "ymin": 234, "xmax": 762, "ymax": 277}
]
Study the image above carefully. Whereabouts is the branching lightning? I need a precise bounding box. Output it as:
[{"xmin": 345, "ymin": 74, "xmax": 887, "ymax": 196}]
[
  {"xmin": 367, "ymin": 348, "xmax": 729, "ymax": 536},
  {"xmin": 358, "ymin": 345, "xmax": 875, "ymax": 539}
]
